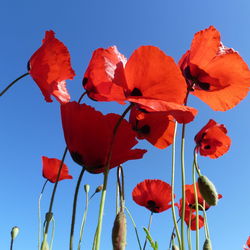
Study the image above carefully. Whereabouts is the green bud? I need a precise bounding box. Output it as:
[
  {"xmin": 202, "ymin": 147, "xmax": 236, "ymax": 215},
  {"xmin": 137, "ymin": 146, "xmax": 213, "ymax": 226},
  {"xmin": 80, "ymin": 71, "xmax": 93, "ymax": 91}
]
[
  {"xmin": 84, "ymin": 184, "xmax": 90, "ymax": 193},
  {"xmin": 172, "ymin": 244, "xmax": 179, "ymax": 250},
  {"xmin": 112, "ymin": 211, "xmax": 127, "ymax": 250},
  {"xmin": 198, "ymin": 175, "xmax": 218, "ymax": 206},
  {"xmin": 41, "ymin": 240, "xmax": 49, "ymax": 250},
  {"xmin": 203, "ymin": 238, "xmax": 212, "ymax": 250},
  {"xmin": 11, "ymin": 226, "xmax": 19, "ymax": 240}
]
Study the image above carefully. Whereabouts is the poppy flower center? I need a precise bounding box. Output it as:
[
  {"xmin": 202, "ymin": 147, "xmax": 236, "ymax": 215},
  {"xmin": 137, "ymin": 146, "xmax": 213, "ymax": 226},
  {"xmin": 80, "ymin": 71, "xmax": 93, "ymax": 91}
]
[
  {"xmin": 184, "ymin": 66, "xmax": 210, "ymax": 91},
  {"xmin": 204, "ymin": 145, "xmax": 211, "ymax": 150},
  {"xmin": 130, "ymin": 88, "xmax": 142, "ymax": 96},
  {"xmin": 139, "ymin": 125, "xmax": 151, "ymax": 135},
  {"xmin": 147, "ymin": 200, "xmax": 160, "ymax": 213}
]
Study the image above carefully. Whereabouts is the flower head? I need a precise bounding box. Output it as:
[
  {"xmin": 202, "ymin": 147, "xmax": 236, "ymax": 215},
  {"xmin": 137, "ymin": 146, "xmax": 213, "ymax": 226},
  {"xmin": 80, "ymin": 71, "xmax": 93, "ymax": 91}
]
[
  {"xmin": 28, "ymin": 30, "xmax": 75, "ymax": 103},
  {"xmin": 84, "ymin": 45, "xmax": 197, "ymax": 123},
  {"xmin": 179, "ymin": 26, "xmax": 250, "ymax": 111},
  {"xmin": 132, "ymin": 179, "xmax": 173, "ymax": 213},
  {"xmin": 42, "ymin": 156, "xmax": 72, "ymax": 183},
  {"xmin": 129, "ymin": 107, "xmax": 176, "ymax": 149},
  {"xmin": 61, "ymin": 102, "xmax": 146, "ymax": 174},
  {"xmin": 244, "ymin": 236, "xmax": 250, "ymax": 250},
  {"xmin": 195, "ymin": 119, "xmax": 231, "ymax": 158}
]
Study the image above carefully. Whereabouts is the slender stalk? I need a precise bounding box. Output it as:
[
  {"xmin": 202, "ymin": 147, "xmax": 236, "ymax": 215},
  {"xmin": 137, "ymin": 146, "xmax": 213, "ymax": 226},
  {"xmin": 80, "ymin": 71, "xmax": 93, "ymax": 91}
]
[
  {"xmin": 170, "ymin": 122, "xmax": 182, "ymax": 248},
  {"xmin": 192, "ymin": 150, "xmax": 199, "ymax": 250},
  {"xmin": 70, "ymin": 168, "xmax": 85, "ymax": 250},
  {"xmin": 10, "ymin": 239, "xmax": 14, "ymax": 250},
  {"xmin": 187, "ymin": 209, "xmax": 192, "ymax": 250},
  {"xmin": 77, "ymin": 185, "xmax": 89, "ymax": 250},
  {"xmin": 199, "ymin": 204, "xmax": 210, "ymax": 240},
  {"xmin": 38, "ymin": 180, "xmax": 48, "ymax": 250},
  {"xmin": 181, "ymin": 123, "xmax": 186, "ymax": 250},
  {"xmin": 142, "ymin": 212, "xmax": 153, "ymax": 250},
  {"xmin": 168, "ymin": 217, "xmax": 181, "ymax": 250},
  {"xmin": 77, "ymin": 91, "xmax": 87, "ymax": 104},
  {"xmin": 0, "ymin": 72, "xmax": 29, "ymax": 97},
  {"xmin": 50, "ymin": 217, "xmax": 55, "ymax": 250},
  {"xmin": 124, "ymin": 206, "xmax": 142, "ymax": 250},
  {"xmin": 41, "ymin": 148, "xmax": 68, "ymax": 249},
  {"xmin": 93, "ymin": 104, "xmax": 133, "ymax": 250}
]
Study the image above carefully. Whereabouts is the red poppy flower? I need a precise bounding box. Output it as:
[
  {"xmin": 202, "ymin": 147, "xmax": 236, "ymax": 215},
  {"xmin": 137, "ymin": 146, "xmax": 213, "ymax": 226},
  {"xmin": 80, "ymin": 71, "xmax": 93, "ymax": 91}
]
[
  {"xmin": 132, "ymin": 179, "xmax": 173, "ymax": 213},
  {"xmin": 28, "ymin": 30, "xmax": 75, "ymax": 104},
  {"xmin": 84, "ymin": 45, "xmax": 197, "ymax": 124},
  {"xmin": 244, "ymin": 236, "xmax": 250, "ymax": 250},
  {"xmin": 195, "ymin": 119, "xmax": 231, "ymax": 158},
  {"xmin": 179, "ymin": 26, "xmax": 250, "ymax": 111},
  {"xmin": 42, "ymin": 156, "xmax": 72, "ymax": 183},
  {"xmin": 61, "ymin": 102, "xmax": 147, "ymax": 174},
  {"xmin": 129, "ymin": 107, "xmax": 176, "ymax": 149},
  {"xmin": 178, "ymin": 183, "xmax": 222, "ymax": 230}
]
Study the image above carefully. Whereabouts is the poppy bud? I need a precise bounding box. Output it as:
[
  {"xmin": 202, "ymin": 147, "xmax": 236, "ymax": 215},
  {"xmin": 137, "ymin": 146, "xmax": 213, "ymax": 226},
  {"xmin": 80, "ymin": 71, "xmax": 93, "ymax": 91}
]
[
  {"xmin": 95, "ymin": 184, "xmax": 103, "ymax": 193},
  {"xmin": 203, "ymin": 238, "xmax": 212, "ymax": 250},
  {"xmin": 41, "ymin": 240, "xmax": 49, "ymax": 250},
  {"xmin": 11, "ymin": 226, "xmax": 19, "ymax": 240},
  {"xmin": 198, "ymin": 175, "xmax": 218, "ymax": 206},
  {"xmin": 84, "ymin": 184, "xmax": 90, "ymax": 193},
  {"xmin": 112, "ymin": 211, "xmax": 127, "ymax": 250},
  {"xmin": 45, "ymin": 212, "xmax": 53, "ymax": 222},
  {"xmin": 172, "ymin": 244, "xmax": 179, "ymax": 250}
]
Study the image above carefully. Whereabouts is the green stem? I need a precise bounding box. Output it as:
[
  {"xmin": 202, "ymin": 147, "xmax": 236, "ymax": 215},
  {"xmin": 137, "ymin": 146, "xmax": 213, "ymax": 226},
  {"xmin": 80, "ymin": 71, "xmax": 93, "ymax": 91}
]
[
  {"xmin": 170, "ymin": 122, "xmax": 182, "ymax": 248},
  {"xmin": 181, "ymin": 123, "xmax": 186, "ymax": 250},
  {"xmin": 77, "ymin": 185, "xmax": 89, "ymax": 250},
  {"xmin": 168, "ymin": 217, "xmax": 181, "ymax": 250},
  {"xmin": 187, "ymin": 209, "xmax": 192, "ymax": 250},
  {"xmin": 124, "ymin": 206, "xmax": 142, "ymax": 250},
  {"xmin": 70, "ymin": 168, "xmax": 85, "ymax": 250},
  {"xmin": 192, "ymin": 151, "xmax": 199, "ymax": 250},
  {"xmin": 41, "ymin": 148, "xmax": 68, "ymax": 249},
  {"xmin": 0, "ymin": 72, "xmax": 29, "ymax": 97},
  {"xmin": 198, "ymin": 204, "xmax": 210, "ymax": 240},
  {"xmin": 10, "ymin": 239, "xmax": 14, "ymax": 250},
  {"xmin": 50, "ymin": 217, "xmax": 55, "ymax": 250},
  {"xmin": 93, "ymin": 104, "xmax": 133, "ymax": 250},
  {"xmin": 143, "ymin": 212, "xmax": 153, "ymax": 250},
  {"xmin": 38, "ymin": 180, "xmax": 48, "ymax": 250}
]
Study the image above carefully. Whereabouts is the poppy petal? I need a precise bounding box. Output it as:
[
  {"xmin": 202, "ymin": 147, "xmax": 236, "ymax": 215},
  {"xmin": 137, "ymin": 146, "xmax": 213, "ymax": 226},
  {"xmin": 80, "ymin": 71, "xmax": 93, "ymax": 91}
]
[{"xmin": 29, "ymin": 30, "xmax": 75, "ymax": 103}]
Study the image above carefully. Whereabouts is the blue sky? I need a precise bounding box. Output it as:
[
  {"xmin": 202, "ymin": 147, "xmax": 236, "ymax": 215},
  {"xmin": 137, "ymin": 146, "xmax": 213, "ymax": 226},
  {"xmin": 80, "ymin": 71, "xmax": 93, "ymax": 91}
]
[{"xmin": 1, "ymin": 0, "xmax": 250, "ymax": 249}]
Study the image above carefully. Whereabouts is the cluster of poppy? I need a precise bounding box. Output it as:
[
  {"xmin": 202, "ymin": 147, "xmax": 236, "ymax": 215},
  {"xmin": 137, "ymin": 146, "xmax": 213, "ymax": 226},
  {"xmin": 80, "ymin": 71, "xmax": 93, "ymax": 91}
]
[
  {"xmin": 27, "ymin": 25, "xmax": 247, "ymax": 178},
  {"xmin": 132, "ymin": 179, "xmax": 222, "ymax": 231}
]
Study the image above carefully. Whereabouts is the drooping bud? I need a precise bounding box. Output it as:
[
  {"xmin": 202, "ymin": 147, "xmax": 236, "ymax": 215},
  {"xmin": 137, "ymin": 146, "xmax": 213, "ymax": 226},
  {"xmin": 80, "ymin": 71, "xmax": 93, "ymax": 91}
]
[
  {"xmin": 84, "ymin": 184, "xmax": 90, "ymax": 193},
  {"xmin": 172, "ymin": 244, "xmax": 180, "ymax": 250},
  {"xmin": 95, "ymin": 184, "xmax": 103, "ymax": 193},
  {"xmin": 203, "ymin": 238, "xmax": 212, "ymax": 250},
  {"xmin": 198, "ymin": 175, "xmax": 218, "ymax": 206},
  {"xmin": 112, "ymin": 211, "xmax": 127, "ymax": 250},
  {"xmin": 11, "ymin": 226, "xmax": 19, "ymax": 240}
]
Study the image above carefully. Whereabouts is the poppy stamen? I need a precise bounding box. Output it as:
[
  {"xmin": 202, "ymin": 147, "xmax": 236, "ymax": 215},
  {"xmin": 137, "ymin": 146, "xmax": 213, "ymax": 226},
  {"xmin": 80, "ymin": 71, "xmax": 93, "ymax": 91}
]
[{"xmin": 130, "ymin": 88, "xmax": 142, "ymax": 96}]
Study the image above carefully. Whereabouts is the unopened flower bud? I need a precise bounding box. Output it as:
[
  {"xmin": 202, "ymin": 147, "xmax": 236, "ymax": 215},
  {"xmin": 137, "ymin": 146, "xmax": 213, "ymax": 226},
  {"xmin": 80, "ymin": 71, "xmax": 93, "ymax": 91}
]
[
  {"xmin": 198, "ymin": 175, "xmax": 218, "ymax": 206},
  {"xmin": 41, "ymin": 240, "xmax": 49, "ymax": 250},
  {"xmin": 11, "ymin": 226, "xmax": 19, "ymax": 240},
  {"xmin": 203, "ymin": 238, "xmax": 212, "ymax": 250},
  {"xmin": 95, "ymin": 184, "xmax": 103, "ymax": 193},
  {"xmin": 45, "ymin": 212, "xmax": 53, "ymax": 222},
  {"xmin": 84, "ymin": 184, "xmax": 90, "ymax": 193},
  {"xmin": 172, "ymin": 244, "xmax": 179, "ymax": 250},
  {"xmin": 112, "ymin": 211, "xmax": 127, "ymax": 250}
]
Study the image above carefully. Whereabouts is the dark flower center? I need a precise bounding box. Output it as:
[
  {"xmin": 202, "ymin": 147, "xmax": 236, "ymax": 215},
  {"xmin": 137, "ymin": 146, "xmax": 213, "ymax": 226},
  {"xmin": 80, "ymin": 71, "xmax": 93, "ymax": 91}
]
[
  {"xmin": 184, "ymin": 66, "xmax": 210, "ymax": 91},
  {"xmin": 130, "ymin": 88, "xmax": 142, "ymax": 96},
  {"xmin": 147, "ymin": 200, "xmax": 160, "ymax": 213},
  {"xmin": 204, "ymin": 145, "xmax": 211, "ymax": 150},
  {"xmin": 82, "ymin": 77, "xmax": 88, "ymax": 87},
  {"xmin": 139, "ymin": 125, "xmax": 151, "ymax": 134}
]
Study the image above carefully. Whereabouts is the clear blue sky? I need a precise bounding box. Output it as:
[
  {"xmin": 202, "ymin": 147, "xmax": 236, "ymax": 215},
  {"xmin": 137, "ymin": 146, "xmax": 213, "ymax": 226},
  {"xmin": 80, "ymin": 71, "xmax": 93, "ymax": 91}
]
[{"xmin": 1, "ymin": 0, "xmax": 250, "ymax": 249}]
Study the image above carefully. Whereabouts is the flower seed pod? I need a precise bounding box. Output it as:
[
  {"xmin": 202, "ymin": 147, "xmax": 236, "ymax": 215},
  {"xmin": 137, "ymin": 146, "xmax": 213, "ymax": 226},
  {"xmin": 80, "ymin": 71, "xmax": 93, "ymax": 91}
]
[
  {"xmin": 11, "ymin": 226, "xmax": 19, "ymax": 240},
  {"xmin": 172, "ymin": 244, "xmax": 179, "ymax": 250},
  {"xmin": 203, "ymin": 238, "xmax": 212, "ymax": 250},
  {"xmin": 84, "ymin": 184, "xmax": 90, "ymax": 193},
  {"xmin": 112, "ymin": 211, "xmax": 127, "ymax": 250},
  {"xmin": 198, "ymin": 175, "xmax": 218, "ymax": 206},
  {"xmin": 95, "ymin": 184, "xmax": 103, "ymax": 193}
]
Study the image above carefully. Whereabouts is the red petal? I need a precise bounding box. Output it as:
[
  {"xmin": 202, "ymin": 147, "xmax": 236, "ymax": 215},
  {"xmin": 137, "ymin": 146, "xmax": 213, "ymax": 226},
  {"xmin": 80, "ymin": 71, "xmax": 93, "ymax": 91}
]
[{"xmin": 29, "ymin": 30, "xmax": 75, "ymax": 103}]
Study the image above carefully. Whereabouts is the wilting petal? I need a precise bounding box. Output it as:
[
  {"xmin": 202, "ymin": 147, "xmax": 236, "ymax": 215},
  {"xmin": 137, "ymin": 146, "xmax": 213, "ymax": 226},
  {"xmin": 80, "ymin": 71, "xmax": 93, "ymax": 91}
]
[{"xmin": 29, "ymin": 30, "xmax": 75, "ymax": 103}]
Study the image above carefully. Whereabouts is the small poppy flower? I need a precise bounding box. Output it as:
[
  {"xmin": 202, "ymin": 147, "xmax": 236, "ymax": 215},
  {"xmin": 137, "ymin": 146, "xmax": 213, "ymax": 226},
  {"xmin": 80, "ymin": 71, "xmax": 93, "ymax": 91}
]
[
  {"xmin": 244, "ymin": 236, "xmax": 250, "ymax": 250},
  {"xmin": 61, "ymin": 102, "xmax": 147, "ymax": 174},
  {"xmin": 28, "ymin": 30, "xmax": 75, "ymax": 103},
  {"xmin": 84, "ymin": 45, "xmax": 197, "ymax": 124},
  {"xmin": 129, "ymin": 107, "xmax": 176, "ymax": 149},
  {"xmin": 132, "ymin": 179, "xmax": 173, "ymax": 213},
  {"xmin": 195, "ymin": 119, "xmax": 231, "ymax": 158},
  {"xmin": 179, "ymin": 26, "xmax": 250, "ymax": 111},
  {"xmin": 42, "ymin": 156, "xmax": 72, "ymax": 183}
]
